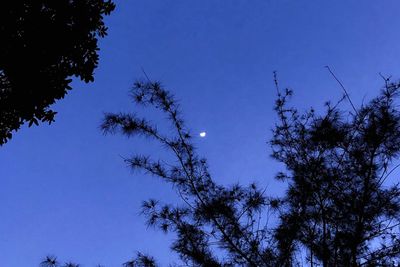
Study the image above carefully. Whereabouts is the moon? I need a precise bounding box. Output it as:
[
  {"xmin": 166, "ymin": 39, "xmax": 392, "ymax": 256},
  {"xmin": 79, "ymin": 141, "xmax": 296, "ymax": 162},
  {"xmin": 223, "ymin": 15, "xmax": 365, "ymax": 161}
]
[{"xmin": 199, "ymin": 131, "xmax": 206, "ymax": 138}]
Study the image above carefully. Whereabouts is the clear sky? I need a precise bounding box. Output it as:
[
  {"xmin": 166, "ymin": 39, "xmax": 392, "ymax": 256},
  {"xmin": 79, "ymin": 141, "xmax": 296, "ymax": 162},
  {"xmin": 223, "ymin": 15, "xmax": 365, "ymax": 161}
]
[{"xmin": 2, "ymin": 1, "xmax": 400, "ymax": 266}]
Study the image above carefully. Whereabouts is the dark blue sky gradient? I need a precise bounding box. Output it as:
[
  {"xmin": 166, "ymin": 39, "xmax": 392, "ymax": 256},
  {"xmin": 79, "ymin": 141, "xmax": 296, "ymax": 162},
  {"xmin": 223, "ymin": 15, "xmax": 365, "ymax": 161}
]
[{"xmin": 2, "ymin": 1, "xmax": 400, "ymax": 266}]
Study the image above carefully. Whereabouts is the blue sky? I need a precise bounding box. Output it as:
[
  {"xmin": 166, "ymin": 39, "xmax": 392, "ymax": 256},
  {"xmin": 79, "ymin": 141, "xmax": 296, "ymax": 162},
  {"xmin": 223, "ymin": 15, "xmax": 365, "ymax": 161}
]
[{"xmin": 2, "ymin": 1, "xmax": 400, "ymax": 266}]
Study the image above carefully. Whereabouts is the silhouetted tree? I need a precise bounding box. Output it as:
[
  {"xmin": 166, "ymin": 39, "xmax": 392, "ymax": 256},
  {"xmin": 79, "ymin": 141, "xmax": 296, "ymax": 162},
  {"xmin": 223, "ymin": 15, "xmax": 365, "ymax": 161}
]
[
  {"xmin": 40, "ymin": 76, "xmax": 400, "ymax": 266},
  {"xmin": 101, "ymin": 78, "xmax": 400, "ymax": 266},
  {"xmin": 101, "ymin": 81, "xmax": 278, "ymax": 266},
  {"xmin": 271, "ymin": 75, "xmax": 400, "ymax": 266},
  {"xmin": 0, "ymin": 0, "xmax": 115, "ymax": 144}
]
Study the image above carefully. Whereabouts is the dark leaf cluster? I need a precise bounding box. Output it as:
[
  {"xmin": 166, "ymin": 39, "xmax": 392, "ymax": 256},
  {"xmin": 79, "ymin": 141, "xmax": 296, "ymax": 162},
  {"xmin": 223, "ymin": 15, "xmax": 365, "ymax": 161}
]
[
  {"xmin": 271, "ymin": 78, "xmax": 400, "ymax": 266},
  {"xmin": 0, "ymin": 0, "xmax": 115, "ymax": 144}
]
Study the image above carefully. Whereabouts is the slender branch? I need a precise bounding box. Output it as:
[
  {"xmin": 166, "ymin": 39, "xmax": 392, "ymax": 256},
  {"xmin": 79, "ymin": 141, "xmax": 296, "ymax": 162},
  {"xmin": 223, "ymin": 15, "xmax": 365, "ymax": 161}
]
[{"xmin": 325, "ymin": 66, "xmax": 358, "ymax": 115}]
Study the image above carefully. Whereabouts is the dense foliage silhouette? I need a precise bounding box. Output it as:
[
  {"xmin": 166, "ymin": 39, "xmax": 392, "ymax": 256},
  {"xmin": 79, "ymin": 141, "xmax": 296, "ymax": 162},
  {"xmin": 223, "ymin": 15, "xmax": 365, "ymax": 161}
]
[
  {"xmin": 41, "ymin": 77, "xmax": 400, "ymax": 266},
  {"xmin": 0, "ymin": 0, "xmax": 115, "ymax": 145},
  {"xmin": 271, "ymin": 76, "xmax": 400, "ymax": 266},
  {"xmin": 101, "ymin": 81, "xmax": 277, "ymax": 266}
]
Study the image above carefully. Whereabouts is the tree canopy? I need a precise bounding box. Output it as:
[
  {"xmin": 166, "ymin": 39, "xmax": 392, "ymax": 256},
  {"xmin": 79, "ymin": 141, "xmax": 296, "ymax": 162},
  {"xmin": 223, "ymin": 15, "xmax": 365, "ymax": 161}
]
[
  {"xmin": 0, "ymin": 0, "xmax": 115, "ymax": 145},
  {"xmin": 98, "ymin": 77, "xmax": 400, "ymax": 266},
  {"xmin": 271, "ymin": 76, "xmax": 400, "ymax": 266},
  {"xmin": 40, "ymin": 76, "xmax": 400, "ymax": 266}
]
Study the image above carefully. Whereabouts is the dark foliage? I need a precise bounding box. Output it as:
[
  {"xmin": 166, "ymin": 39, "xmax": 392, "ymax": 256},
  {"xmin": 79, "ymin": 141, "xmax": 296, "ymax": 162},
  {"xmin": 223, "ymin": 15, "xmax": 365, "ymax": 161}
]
[
  {"xmin": 101, "ymin": 81, "xmax": 277, "ymax": 266},
  {"xmin": 101, "ymin": 78, "xmax": 400, "ymax": 266},
  {"xmin": 40, "ymin": 76, "xmax": 400, "ymax": 266},
  {"xmin": 271, "ymin": 76, "xmax": 400, "ymax": 266},
  {"xmin": 0, "ymin": 0, "xmax": 115, "ymax": 144}
]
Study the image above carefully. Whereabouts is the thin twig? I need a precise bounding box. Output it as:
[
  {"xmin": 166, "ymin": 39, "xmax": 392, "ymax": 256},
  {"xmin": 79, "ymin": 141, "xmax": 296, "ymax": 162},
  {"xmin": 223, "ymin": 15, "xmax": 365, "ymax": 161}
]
[
  {"xmin": 141, "ymin": 67, "xmax": 152, "ymax": 83},
  {"xmin": 273, "ymin": 71, "xmax": 280, "ymax": 95},
  {"xmin": 325, "ymin": 66, "xmax": 358, "ymax": 115}
]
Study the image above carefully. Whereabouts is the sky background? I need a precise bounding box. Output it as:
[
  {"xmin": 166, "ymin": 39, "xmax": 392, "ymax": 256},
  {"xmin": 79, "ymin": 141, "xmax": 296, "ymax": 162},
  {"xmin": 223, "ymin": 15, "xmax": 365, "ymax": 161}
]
[{"xmin": 2, "ymin": 1, "xmax": 400, "ymax": 266}]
